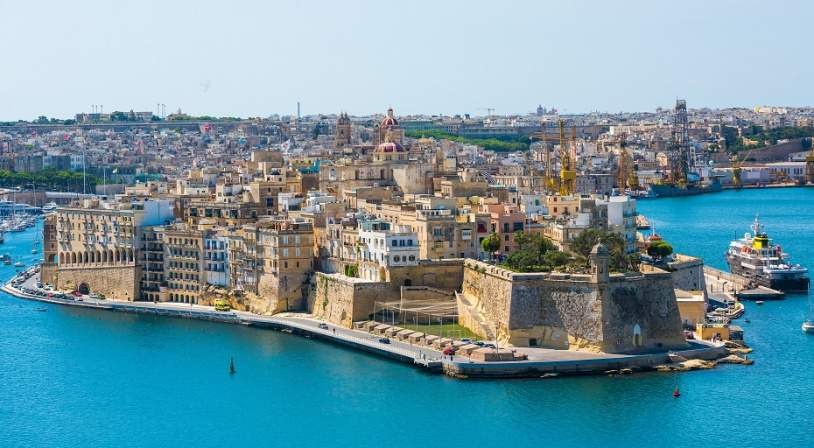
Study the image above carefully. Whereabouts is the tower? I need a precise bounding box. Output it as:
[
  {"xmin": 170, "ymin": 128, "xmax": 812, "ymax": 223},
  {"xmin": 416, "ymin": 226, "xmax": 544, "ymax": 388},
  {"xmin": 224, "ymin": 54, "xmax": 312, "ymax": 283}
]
[
  {"xmin": 806, "ymin": 150, "xmax": 814, "ymax": 185},
  {"xmin": 590, "ymin": 243, "xmax": 610, "ymax": 284},
  {"xmin": 335, "ymin": 112, "xmax": 351, "ymax": 149}
]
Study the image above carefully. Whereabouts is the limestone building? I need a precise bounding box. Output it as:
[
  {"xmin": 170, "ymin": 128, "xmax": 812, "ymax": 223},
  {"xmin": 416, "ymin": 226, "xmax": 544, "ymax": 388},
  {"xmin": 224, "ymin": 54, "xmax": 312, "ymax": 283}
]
[{"xmin": 41, "ymin": 199, "xmax": 174, "ymax": 301}]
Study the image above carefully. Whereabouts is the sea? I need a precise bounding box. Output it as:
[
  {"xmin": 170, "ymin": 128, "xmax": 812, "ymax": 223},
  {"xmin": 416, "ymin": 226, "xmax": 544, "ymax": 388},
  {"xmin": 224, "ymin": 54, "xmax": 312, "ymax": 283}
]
[{"xmin": 1, "ymin": 188, "xmax": 813, "ymax": 447}]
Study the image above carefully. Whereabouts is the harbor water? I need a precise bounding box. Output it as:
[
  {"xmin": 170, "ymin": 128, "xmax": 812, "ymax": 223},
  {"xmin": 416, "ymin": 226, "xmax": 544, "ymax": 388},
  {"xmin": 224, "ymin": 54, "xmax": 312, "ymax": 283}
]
[{"xmin": 2, "ymin": 188, "xmax": 813, "ymax": 447}]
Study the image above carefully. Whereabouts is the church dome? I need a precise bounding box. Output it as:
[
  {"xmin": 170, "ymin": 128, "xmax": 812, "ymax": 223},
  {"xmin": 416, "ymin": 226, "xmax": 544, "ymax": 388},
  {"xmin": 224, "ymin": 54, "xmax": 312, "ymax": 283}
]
[
  {"xmin": 380, "ymin": 107, "xmax": 399, "ymax": 128},
  {"xmin": 375, "ymin": 141, "xmax": 404, "ymax": 153}
]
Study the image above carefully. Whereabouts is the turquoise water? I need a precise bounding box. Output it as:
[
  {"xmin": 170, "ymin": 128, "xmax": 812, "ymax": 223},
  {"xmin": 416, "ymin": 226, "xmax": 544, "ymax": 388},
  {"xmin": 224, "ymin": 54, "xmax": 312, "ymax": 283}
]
[{"xmin": 2, "ymin": 190, "xmax": 813, "ymax": 448}]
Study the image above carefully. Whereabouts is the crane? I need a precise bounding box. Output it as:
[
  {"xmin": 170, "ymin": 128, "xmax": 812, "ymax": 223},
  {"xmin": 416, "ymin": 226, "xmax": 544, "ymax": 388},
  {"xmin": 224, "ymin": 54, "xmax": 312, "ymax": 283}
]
[
  {"xmin": 477, "ymin": 107, "xmax": 495, "ymax": 117},
  {"xmin": 531, "ymin": 124, "xmax": 557, "ymax": 194},
  {"xmin": 558, "ymin": 119, "xmax": 576, "ymax": 196}
]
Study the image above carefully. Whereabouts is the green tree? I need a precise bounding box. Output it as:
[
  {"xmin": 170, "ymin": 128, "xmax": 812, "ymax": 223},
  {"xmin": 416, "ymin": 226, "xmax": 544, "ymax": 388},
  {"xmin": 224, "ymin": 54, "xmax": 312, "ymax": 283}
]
[
  {"xmin": 481, "ymin": 232, "xmax": 500, "ymax": 261},
  {"xmin": 503, "ymin": 232, "xmax": 558, "ymax": 272},
  {"xmin": 647, "ymin": 241, "xmax": 673, "ymax": 260}
]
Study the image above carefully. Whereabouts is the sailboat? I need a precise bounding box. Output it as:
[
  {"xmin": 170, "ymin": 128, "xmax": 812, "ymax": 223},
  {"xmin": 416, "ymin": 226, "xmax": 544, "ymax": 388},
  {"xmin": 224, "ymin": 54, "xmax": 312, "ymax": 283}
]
[{"xmin": 803, "ymin": 294, "xmax": 814, "ymax": 333}]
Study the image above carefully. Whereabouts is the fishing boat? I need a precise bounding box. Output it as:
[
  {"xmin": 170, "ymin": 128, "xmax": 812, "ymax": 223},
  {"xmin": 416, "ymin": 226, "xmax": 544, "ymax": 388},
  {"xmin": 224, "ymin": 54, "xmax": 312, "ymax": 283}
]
[
  {"xmin": 14, "ymin": 261, "xmax": 24, "ymax": 268},
  {"xmin": 726, "ymin": 215, "xmax": 809, "ymax": 292}
]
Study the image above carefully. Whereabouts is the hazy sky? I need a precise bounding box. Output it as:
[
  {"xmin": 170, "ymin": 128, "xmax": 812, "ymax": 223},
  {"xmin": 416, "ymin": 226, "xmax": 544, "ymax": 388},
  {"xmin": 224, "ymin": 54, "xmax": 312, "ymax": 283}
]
[{"xmin": 1, "ymin": 0, "xmax": 811, "ymax": 120}]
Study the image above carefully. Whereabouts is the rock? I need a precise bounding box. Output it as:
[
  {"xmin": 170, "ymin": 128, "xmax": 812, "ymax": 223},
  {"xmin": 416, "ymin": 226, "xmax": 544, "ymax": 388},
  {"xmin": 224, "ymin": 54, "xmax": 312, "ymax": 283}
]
[
  {"xmin": 716, "ymin": 354, "xmax": 753, "ymax": 365},
  {"xmin": 668, "ymin": 353, "xmax": 688, "ymax": 363},
  {"xmin": 675, "ymin": 359, "xmax": 715, "ymax": 371},
  {"xmin": 728, "ymin": 347, "xmax": 753, "ymax": 355},
  {"xmin": 604, "ymin": 369, "xmax": 619, "ymax": 375},
  {"xmin": 655, "ymin": 365, "xmax": 674, "ymax": 373}
]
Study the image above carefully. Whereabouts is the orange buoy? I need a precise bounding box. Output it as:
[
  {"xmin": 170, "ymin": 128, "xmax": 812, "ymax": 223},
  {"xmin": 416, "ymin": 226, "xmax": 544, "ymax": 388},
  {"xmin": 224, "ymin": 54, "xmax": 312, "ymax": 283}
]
[{"xmin": 673, "ymin": 387, "xmax": 681, "ymax": 398}]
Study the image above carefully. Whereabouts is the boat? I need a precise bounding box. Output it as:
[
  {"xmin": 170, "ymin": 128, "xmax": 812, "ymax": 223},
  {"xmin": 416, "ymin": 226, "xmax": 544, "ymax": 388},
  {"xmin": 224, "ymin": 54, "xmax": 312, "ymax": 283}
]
[
  {"xmin": 229, "ymin": 357, "xmax": 236, "ymax": 374},
  {"xmin": 41, "ymin": 202, "xmax": 58, "ymax": 214},
  {"xmin": 725, "ymin": 215, "xmax": 809, "ymax": 292},
  {"xmin": 648, "ymin": 178, "xmax": 722, "ymax": 198},
  {"xmin": 804, "ymin": 291, "xmax": 814, "ymax": 333},
  {"xmin": 14, "ymin": 261, "xmax": 24, "ymax": 268},
  {"xmin": 635, "ymin": 215, "xmax": 651, "ymax": 230},
  {"xmin": 756, "ymin": 301, "xmax": 764, "ymax": 306}
]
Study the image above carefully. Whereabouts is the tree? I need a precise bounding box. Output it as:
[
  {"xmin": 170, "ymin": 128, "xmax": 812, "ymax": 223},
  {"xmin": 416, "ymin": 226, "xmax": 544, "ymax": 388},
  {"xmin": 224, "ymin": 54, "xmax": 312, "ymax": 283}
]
[
  {"xmin": 503, "ymin": 232, "xmax": 559, "ymax": 272},
  {"xmin": 481, "ymin": 232, "xmax": 500, "ymax": 261},
  {"xmin": 647, "ymin": 241, "xmax": 673, "ymax": 260},
  {"xmin": 571, "ymin": 228, "xmax": 637, "ymax": 273}
]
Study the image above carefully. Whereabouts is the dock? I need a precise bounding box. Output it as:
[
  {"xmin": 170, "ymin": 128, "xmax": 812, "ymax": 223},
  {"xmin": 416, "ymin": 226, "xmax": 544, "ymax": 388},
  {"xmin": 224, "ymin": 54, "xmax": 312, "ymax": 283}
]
[
  {"xmin": 736, "ymin": 286, "xmax": 785, "ymax": 300},
  {"xmin": 704, "ymin": 266, "xmax": 784, "ymax": 299},
  {"xmin": 3, "ymin": 268, "xmax": 729, "ymax": 379}
]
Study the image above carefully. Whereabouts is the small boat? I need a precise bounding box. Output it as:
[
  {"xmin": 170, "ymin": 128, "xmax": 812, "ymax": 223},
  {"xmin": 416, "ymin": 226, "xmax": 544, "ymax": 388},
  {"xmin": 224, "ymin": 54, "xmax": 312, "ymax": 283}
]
[
  {"xmin": 229, "ymin": 357, "xmax": 236, "ymax": 375},
  {"xmin": 803, "ymin": 292, "xmax": 814, "ymax": 333},
  {"xmin": 13, "ymin": 261, "xmax": 23, "ymax": 268},
  {"xmin": 3, "ymin": 259, "xmax": 10, "ymax": 265},
  {"xmin": 673, "ymin": 387, "xmax": 681, "ymax": 398},
  {"xmin": 756, "ymin": 301, "xmax": 764, "ymax": 306},
  {"xmin": 35, "ymin": 307, "xmax": 47, "ymax": 312}
]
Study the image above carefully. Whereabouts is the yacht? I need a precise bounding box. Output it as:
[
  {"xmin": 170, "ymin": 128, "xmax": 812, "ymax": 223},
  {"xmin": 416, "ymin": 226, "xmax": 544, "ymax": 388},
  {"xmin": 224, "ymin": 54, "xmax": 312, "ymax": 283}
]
[{"xmin": 726, "ymin": 216, "xmax": 809, "ymax": 292}]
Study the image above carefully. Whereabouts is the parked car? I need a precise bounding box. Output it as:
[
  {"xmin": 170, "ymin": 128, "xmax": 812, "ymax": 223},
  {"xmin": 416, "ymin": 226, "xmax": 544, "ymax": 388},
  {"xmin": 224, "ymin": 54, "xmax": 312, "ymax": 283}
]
[
  {"xmin": 378, "ymin": 337, "xmax": 391, "ymax": 344},
  {"xmin": 318, "ymin": 323, "xmax": 329, "ymax": 330}
]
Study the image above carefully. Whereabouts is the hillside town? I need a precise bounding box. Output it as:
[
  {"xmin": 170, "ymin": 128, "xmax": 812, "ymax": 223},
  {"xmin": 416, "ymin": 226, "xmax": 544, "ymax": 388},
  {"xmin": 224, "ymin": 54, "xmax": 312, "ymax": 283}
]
[{"xmin": 2, "ymin": 101, "xmax": 810, "ymax": 370}]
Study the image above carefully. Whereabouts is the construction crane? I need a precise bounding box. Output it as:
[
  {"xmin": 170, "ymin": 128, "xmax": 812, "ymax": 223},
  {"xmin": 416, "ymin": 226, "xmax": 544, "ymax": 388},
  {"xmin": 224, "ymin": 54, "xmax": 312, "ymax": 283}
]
[
  {"xmin": 530, "ymin": 125, "xmax": 557, "ymax": 194},
  {"xmin": 668, "ymin": 99, "xmax": 691, "ymax": 186},
  {"xmin": 558, "ymin": 119, "xmax": 576, "ymax": 196},
  {"xmin": 477, "ymin": 108, "xmax": 495, "ymax": 117}
]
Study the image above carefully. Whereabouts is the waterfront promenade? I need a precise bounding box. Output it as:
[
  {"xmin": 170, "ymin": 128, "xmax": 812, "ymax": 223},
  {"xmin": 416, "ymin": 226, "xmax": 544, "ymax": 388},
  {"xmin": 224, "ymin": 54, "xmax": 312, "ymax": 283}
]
[{"xmin": 4, "ymin": 266, "xmax": 726, "ymax": 378}]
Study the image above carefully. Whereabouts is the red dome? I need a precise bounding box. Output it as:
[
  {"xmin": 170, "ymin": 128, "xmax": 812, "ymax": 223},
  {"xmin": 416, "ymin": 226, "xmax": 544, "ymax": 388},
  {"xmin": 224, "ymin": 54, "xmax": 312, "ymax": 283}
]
[{"xmin": 375, "ymin": 141, "xmax": 404, "ymax": 153}]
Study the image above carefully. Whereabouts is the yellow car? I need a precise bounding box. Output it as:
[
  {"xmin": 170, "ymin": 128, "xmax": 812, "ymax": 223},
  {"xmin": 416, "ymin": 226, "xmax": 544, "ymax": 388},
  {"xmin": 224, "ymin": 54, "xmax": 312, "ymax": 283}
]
[{"xmin": 213, "ymin": 299, "xmax": 231, "ymax": 312}]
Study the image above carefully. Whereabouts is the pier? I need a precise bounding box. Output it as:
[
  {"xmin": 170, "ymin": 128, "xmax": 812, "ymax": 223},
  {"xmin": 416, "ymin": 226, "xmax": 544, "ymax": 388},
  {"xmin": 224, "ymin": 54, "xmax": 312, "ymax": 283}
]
[
  {"xmin": 704, "ymin": 266, "xmax": 785, "ymax": 301},
  {"xmin": 3, "ymin": 268, "xmax": 728, "ymax": 379}
]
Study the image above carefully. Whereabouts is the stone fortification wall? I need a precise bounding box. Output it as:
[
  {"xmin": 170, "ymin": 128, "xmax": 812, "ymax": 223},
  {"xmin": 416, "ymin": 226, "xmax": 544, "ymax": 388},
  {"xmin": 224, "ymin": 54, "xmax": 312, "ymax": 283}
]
[
  {"xmin": 459, "ymin": 260, "xmax": 687, "ymax": 353},
  {"xmin": 308, "ymin": 273, "xmax": 388, "ymax": 328},
  {"xmin": 601, "ymin": 268, "xmax": 688, "ymax": 353},
  {"xmin": 667, "ymin": 254, "xmax": 707, "ymax": 294},
  {"xmin": 55, "ymin": 265, "xmax": 139, "ymax": 302}
]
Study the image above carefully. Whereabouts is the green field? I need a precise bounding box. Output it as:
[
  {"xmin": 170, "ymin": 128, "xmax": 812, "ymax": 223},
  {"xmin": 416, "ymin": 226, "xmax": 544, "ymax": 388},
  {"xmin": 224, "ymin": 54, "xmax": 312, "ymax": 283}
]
[{"xmin": 399, "ymin": 323, "xmax": 482, "ymax": 340}]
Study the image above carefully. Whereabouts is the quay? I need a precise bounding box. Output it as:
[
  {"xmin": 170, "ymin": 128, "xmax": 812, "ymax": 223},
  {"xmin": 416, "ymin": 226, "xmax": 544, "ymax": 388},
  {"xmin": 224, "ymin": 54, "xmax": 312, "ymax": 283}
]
[
  {"xmin": 4, "ymin": 267, "xmax": 728, "ymax": 379},
  {"xmin": 704, "ymin": 266, "xmax": 785, "ymax": 301}
]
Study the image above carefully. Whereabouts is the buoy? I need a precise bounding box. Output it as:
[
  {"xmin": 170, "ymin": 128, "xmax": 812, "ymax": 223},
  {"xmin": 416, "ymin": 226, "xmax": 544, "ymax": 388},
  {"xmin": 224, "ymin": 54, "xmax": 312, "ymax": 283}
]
[{"xmin": 673, "ymin": 387, "xmax": 681, "ymax": 398}]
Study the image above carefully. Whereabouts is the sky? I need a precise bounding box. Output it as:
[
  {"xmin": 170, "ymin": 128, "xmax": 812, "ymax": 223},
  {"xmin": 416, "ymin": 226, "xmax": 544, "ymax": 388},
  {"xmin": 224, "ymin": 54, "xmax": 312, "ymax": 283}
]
[{"xmin": 0, "ymin": 0, "xmax": 812, "ymax": 120}]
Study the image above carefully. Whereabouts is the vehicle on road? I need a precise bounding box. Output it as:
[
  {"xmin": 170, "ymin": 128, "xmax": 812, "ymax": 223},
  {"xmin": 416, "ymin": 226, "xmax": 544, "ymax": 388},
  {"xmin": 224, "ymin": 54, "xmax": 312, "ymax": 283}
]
[
  {"xmin": 378, "ymin": 337, "xmax": 391, "ymax": 344},
  {"xmin": 318, "ymin": 323, "xmax": 329, "ymax": 330}
]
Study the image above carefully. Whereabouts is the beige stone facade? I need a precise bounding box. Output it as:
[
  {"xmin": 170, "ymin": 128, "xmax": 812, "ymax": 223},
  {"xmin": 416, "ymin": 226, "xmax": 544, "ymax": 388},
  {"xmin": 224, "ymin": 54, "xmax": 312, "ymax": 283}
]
[{"xmin": 457, "ymin": 256, "xmax": 688, "ymax": 353}]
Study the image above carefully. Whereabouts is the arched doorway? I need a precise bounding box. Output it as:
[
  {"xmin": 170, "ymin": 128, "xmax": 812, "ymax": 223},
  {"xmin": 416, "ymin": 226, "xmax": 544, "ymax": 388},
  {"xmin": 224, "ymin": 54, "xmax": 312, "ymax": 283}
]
[
  {"xmin": 633, "ymin": 324, "xmax": 643, "ymax": 347},
  {"xmin": 78, "ymin": 282, "xmax": 90, "ymax": 295}
]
